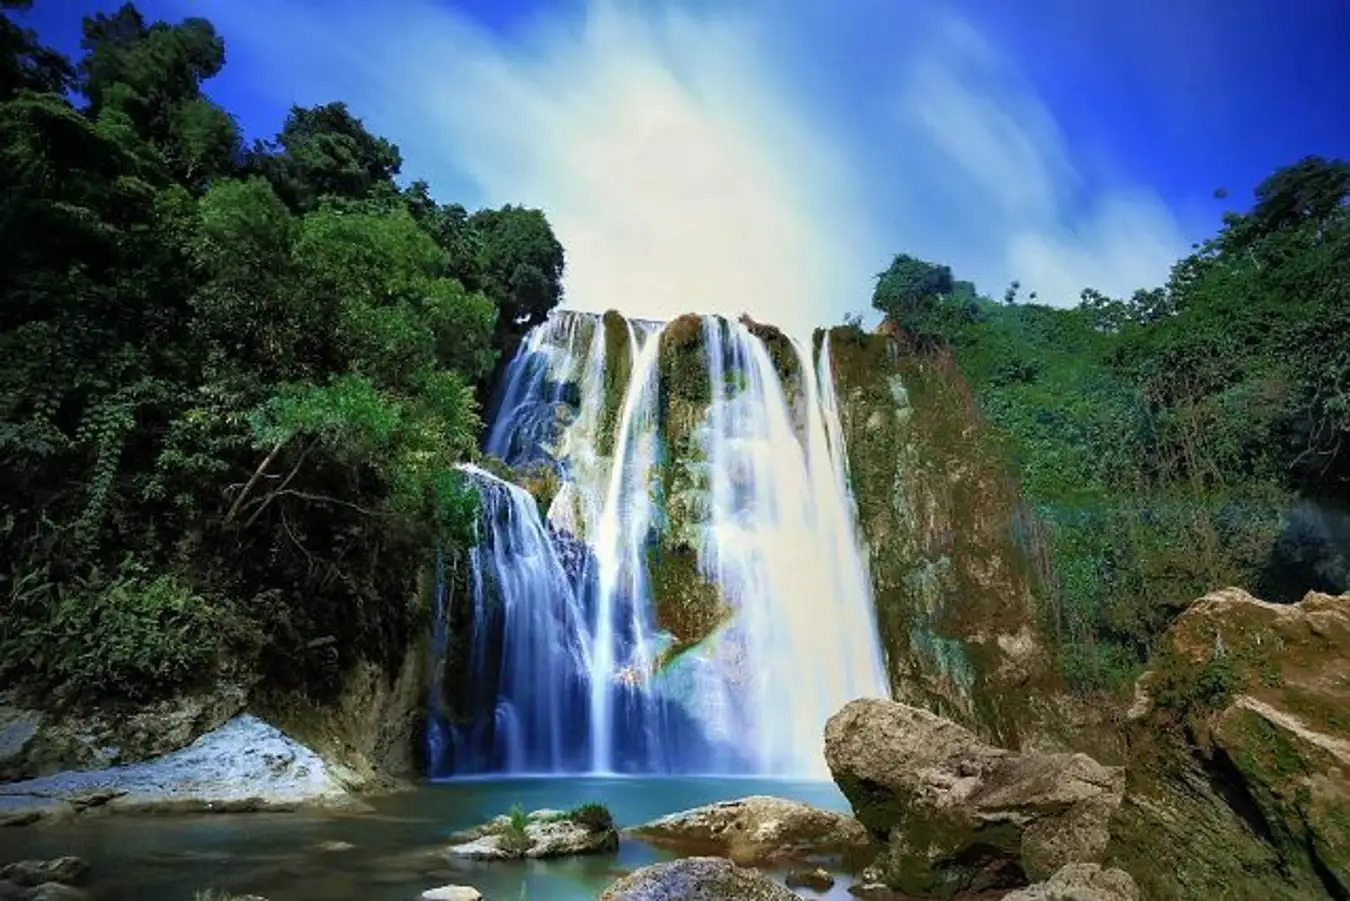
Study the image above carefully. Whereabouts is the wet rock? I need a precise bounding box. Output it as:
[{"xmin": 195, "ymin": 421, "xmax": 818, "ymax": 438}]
[
  {"xmin": 0, "ymin": 881, "xmax": 22, "ymax": 901},
  {"xmin": 24, "ymin": 885, "xmax": 87, "ymax": 901},
  {"xmin": 419, "ymin": 887, "xmax": 483, "ymax": 901},
  {"xmin": 0, "ymin": 857, "xmax": 90, "ymax": 887},
  {"xmin": 1000, "ymin": 863, "xmax": 1139, "ymax": 901},
  {"xmin": 0, "ymin": 715, "xmax": 362, "ymax": 825},
  {"xmin": 784, "ymin": 866, "xmax": 834, "ymax": 891},
  {"xmin": 627, "ymin": 795, "xmax": 872, "ymax": 865},
  {"xmin": 0, "ymin": 705, "xmax": 43, "ymax": 781},
  {"xmin": 599, "ymin": 856, "xmax": 802, "ymax": 900},
  {"xmin": 445, "ymin": 808, "xmax": 618, "ymax": 860},
  {"xmin": 825, "ymin": 698, "xmax": 1123, "ymax": 896}
]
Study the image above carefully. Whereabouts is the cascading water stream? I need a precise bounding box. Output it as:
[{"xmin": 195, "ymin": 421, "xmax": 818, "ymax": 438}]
[
  {"xmin": 441, "ymin": 463, "xmax": 593, "ymax": 774},
  {"xmin": 431, "ymin": 310, "xmax": 890, "ymax": 779}
]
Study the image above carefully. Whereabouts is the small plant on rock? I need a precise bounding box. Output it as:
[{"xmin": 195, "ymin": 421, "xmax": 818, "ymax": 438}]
[
  {"xmin": 498, "ymin": 803, "xmax": 535, "ymax": 855},
  {"xmin": 566, "ymin": 801, "xmax": 614, "ymax": 832}
]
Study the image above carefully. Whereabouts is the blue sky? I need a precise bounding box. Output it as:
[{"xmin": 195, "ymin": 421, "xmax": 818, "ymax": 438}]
[{"xmin": 21, "ymin": 0, "xmax": 1350, "ymax": 337}]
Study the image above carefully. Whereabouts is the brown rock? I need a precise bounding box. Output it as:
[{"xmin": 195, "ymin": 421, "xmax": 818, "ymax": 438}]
[
  {"xmin": 1118, "ymin": 588, "xmax": 1350, "ymax": 897},
  {"xmin": 824, "ymin": 698, "xmax": 1123, "ymax": 897}
]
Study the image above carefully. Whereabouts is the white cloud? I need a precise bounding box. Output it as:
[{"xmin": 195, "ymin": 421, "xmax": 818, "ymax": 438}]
[
  {"xmin": 882, "ymin": 14, "xmax": 1191, "ymax": 305},
  {"xmin": 183, "ymin": 0, "xmax": 1194, "ymax": 334}
]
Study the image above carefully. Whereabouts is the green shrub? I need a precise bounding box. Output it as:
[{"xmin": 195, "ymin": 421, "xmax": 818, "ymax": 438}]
[
  {"xmin": 0, "ymin": 557, "xmax": 248, "ymax": 702},
  {"xmin": 498, "ymin": 803, "xmax": 535, "ymax": 855},
  {"xmin": 566, "ymin": 801, "xmax": 614, "ymax": 832}
]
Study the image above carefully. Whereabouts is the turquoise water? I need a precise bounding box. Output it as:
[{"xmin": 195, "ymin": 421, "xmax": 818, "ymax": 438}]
[{"xmin": 1, "ymin": 776, "xmax": 859, "ymax": 900}]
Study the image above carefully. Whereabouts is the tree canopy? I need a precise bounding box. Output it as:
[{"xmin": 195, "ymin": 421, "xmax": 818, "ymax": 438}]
[{"xmin": 0, "ymin": 2, "xmax": 563, "ymax": 702}]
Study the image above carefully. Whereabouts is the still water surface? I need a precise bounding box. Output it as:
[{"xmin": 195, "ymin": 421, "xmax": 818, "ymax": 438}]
[{"xmin": 2, "ymin": 776, "xmax": 857, "ymax": 900}]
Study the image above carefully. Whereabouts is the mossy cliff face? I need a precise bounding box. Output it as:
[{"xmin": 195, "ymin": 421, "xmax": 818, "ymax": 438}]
[
  {"xmin": 649, "ymin": 314, "xmax": 731, "ymax": 660},
  {"xmin": 1107, "ymin": 588, "xmax": 1350, "ymax": 899},
  {"xmin": 597, "ymin": 309, "xmax": 633, "ymax": 457},
  {"xmin": 825, "ymin": 324, "xmax": 1053, "ymax": 746}
]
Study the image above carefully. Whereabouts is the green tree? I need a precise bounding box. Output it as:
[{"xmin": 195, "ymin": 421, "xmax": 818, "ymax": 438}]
[{"xmin": 250, "ymin": 101, "xmax": 402, "ymax": 213}]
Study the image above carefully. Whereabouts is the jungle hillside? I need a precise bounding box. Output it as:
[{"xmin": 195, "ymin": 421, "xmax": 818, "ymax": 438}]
[{"xmin": 2, "ymin": 0, "xmax": 1348, "ymax": 712}]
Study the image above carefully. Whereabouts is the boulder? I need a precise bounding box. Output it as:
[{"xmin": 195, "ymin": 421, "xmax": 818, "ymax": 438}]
[
  {"xmin": 0, "ymin": 858, "xmax": 89, "ymax": 887},
  {"xmin": 0, "ymin": 686, "xmax": 248, "ymax": 780},
  {"xmin": 1000, "ymin": 863, "xmax": 1138, "ymax": 901},
  {"xmin": 1112, "ymin": 588, "xmax": 1350, "ymax": 899},
  {"xmin": 0, "ymin": 715, "xmax": 361, "ymax": 825},
  {"xmin": 445, "ymin": 807, "xmax": 618, "ymax": 860},
  {"xmin": 824, "ymin": 698, "xmax": 1123, "ymax": 896},
  {"xmin": 599, "ymin": 856, "xmax": 801, "ymax": 900},
  {"xmin": 627, "ymin": 795, "xmax": 872, "ymax": 865}
]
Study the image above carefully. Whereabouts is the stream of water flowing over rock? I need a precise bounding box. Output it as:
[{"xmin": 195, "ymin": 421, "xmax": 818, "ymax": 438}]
[{"xmin": 431, "ymin": 311, "xmax": 889, "ymax": 779}]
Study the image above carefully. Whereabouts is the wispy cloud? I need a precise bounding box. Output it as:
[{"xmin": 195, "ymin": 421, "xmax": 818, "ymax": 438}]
[{"xmin": 181, "ymin": 0, "xmax": 1195, "ymax": 337}]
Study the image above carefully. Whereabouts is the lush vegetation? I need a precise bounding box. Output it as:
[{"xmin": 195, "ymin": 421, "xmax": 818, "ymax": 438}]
[
  {"xmin": 870, "ymin": 158, "xmax": 1350, "ymax": 689},
  {"xmin": 0, "ymin": 2, "xmax": 564, "ymax": 703}
]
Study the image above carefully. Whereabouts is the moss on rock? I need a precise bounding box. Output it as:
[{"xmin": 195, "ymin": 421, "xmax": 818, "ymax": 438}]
[
  {"xmin": 826, "ymin": 324, "xmax": 1055, "ymax": 747},
  {"xmin": 597, "ymin": 309, "xmax": 633, "ymax": 457},
  {"xmin": 1106, "ymin": 588, "xmax": 1350, "ymax": 899}
]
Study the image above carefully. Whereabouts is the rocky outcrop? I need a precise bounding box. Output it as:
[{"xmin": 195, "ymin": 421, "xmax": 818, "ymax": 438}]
[
  {"xmin": 445, "ymin": 807, "xmax": 619, "ymax": 860},
  {"xmin": 0, "ymin": 686, "xmax": 249, "ymax": 781},
  {"xmin": 0, "ymin": 715, "xmax": 362, "ymax": 826},
  {"xmin": 1107, "ymin": 588, "xmax": 1350, "ymax": 899},
  {"xmin": 252, "ymin": 645, "xmax": 428, "ymax": 789},
  {"xmin": 599, "ymin": 856, "xmax": 802, "ymax": 900},
  {"xmin": 626, "ymin": 795, "xmax": 872, "ymax": 865},
  {"xmin": 824, "ymin": 326, "xmax": 1055, "ymax": 747},
  {"xmin": 1000, "ymin": 863, "xmax": 1139, "ymax": 901},
  {"xmin": 0, "ymin": 856, "xmax": 91, "ymax": 901},
  {"xmin": 824, "ymin": 698, "xmax": 1124, "ymax": 897}
]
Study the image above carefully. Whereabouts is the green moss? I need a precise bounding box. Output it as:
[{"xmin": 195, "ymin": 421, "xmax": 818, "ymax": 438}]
[
  {"xmin": 1102, "ymin": 724, "xmax": 1321, "ymax": 901},
  {"xmin": 658, "ymin": 313, "xmax": 710, "ymax": 405},
  {"xmin": 740, "ymin": 314, "xmax": 802, "ymax": 399},
  {"xmin": 826, "ymin": 326, "xmax": 1052, "ymax": 743},
  {"xmin": 597, "ymin": 309, "xmax": 633, "ymax": 457},
  {"xmin": 646, "ymin": 539, "xmax": 731, "ymax": 663}
]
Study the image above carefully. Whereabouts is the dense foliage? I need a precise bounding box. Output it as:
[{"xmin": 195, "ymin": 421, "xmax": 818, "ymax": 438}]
[
  {"xmin": 872, "ymin": 157, "xmax": 1350, "ymax": 688},
  {"xmin": 0, "ymin": 2, "xmax": 564, "ymax": 703}
]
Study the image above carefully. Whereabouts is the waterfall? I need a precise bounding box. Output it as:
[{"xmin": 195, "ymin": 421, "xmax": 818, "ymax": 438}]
[
  {"xmin": 433, "ymin": 310, "xmax": 889, "ymax": 778},
  {"xmin": 438, "ymin": 464, "xmax": 592, "ymax": 774}
]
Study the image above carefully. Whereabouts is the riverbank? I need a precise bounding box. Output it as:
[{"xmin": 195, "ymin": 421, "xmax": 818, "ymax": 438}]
[{"xmin": 0, "ymin": 776, "xmax": 858, "ymax": 900}]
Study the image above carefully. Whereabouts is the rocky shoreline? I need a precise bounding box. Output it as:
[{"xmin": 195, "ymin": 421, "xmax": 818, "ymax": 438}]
[
  {"xmin": 0, "ymin": 715, "xmax": 367, "ymax": 828},
  {"xmin": 2, "ymin": 588, "xmax": 1346, "ymax": 900}
]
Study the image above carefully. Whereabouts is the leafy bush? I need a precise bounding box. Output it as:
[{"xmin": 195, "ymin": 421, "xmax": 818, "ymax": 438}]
[
  {"xmin": 566, "ymin": 801, "xmax": 614, "ymax": 832},
  {"xmin": 0, "ymin": 558, "xmax": 249, "ymax": 702}
]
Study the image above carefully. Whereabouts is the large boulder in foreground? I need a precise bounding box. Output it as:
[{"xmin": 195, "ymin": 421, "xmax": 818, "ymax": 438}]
[
  {"xmin": 599, "ymin": 856, "xmax": 801, "ymax": 900},
  {"xmin": 0, "ymin": 715, "xmax": 361, "ymax": 826},
  {"xmin": 824, "ymin": 698, "xmax": 1124, "ymax": 897},
  {"xmin": 445, "ymin": 807, "xmax": 618, "ymax": 860},
  {"xmin": 626, "ymin": 795, "xmax": 872, "ymax": 865},
  {"xmin": 1111, "ymin": 588, "xmax": 1350, "ymax": 899}
]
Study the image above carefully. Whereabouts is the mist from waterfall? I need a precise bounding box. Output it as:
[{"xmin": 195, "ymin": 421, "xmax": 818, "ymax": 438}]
[{"xmin": 433, "ymin": 310, "xmax": 888, "ymax": 778}]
